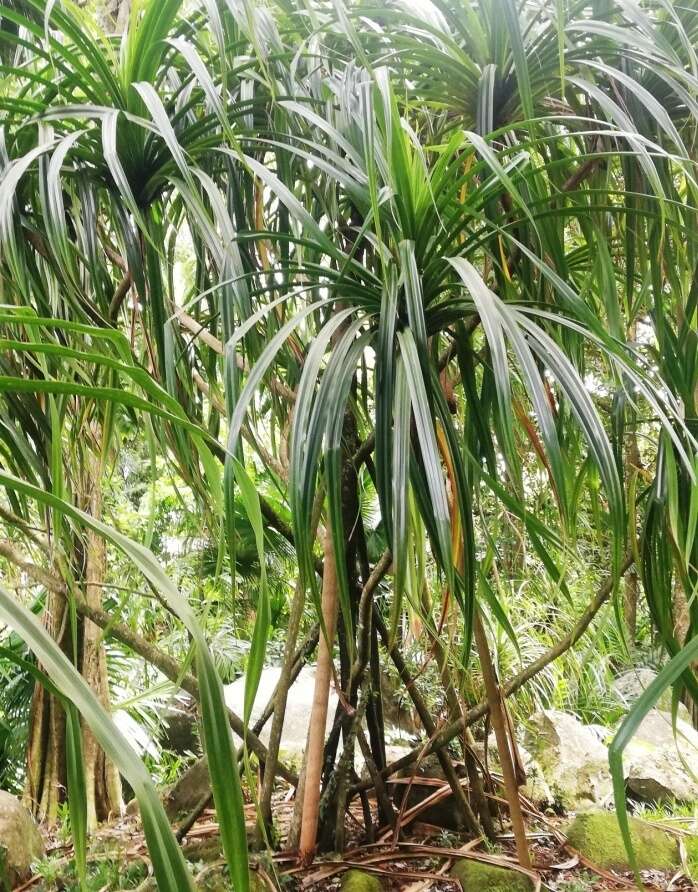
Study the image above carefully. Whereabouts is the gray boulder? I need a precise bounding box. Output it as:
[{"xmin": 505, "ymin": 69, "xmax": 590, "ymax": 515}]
[
  {"xmin": 223, "ymin": 666, "xmax": 413, "ymax": 766},
  {"xmin": 613, "ymin": 668, "xmax": 691, "ymax": 722},
  {"xmin": 565, "ymin": 810, "xmax": 680, "ymax": 870},
  {"xmin": 613, "ymin": 667, "xmax": 664, "ymax": 707},
  {"xmin": 624, "ymin": 708, "xmax": 698, "ymax": 803},
  {"xmin": 0, "ymin": 791, "xmax": 44, "ymax": 887},
  {"xmin": 393, "ymin": 754, "xmax": 467, "ymax": 830},
  {"xmin": 163, "ymin": 756, "xmax": 211, "ymax": 819},
  {"xmin": 518, "ymin": 744, "xmax": 554, "ymax": 806},
  {"xmin": 525, "ymin": 710, "xmax": 612, "ymax": 810},
  {"xmin": 525, "ymin": 706, "xmax": 698, "ymax": 811},
  {"xmin": 224, "ymin": 665, "xmax": 332, "ymax": 759}
]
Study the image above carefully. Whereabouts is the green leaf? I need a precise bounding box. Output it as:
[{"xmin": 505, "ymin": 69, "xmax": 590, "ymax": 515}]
[{"xmin": 233, "ymin": 458, "xmax": 270, "ymax": 727}]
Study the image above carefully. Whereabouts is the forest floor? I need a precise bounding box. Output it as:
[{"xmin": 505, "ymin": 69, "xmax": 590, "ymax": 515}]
[{"xmin": 22, "ymin": 790, "xmax": 698, "ymax": 891}]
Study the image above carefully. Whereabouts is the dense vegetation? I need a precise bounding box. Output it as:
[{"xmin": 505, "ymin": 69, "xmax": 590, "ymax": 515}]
[{"xmin": 0, "ymin": 0, "xmax": 697, "ymax": 888}]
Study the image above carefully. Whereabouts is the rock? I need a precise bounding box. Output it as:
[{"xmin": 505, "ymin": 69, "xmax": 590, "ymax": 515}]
[
  {"xmin": 392, "ymin": 754, "xmax": 467, "ymax": 830},
  {"xmin": 613, "ymin": 668, "xmax": 664, "ymax": 710},
  {"xmin": 182, "ymin": 836, "xmax": 224, "ymax": 863},
  {"xmin": 452, "ymin": 859, "xmax": 533, "ymax": 891},
  {"xmin": 613, "ymin": 668, "xmax": 692, "ymax": 723},
  {"xmin": 182, "ymin": 827, "xmax": 255, "ymax": 864},
  {"xmin": 517, "ymin": 745, "xmax": 553, "ymax": 806},
  {"xmin": 384, "ymin": 741, "xmax": 412, "ymax": 766},
  {"xmin": 225, "ymin": 666, "xmax": 415, "ymax": 772},
  {"xmin": 0, "ymin": 791, "xmax": 45, "ymax": 887},
  {"xmin": 163, "ymin": 756, "xmax": 210, "ymax": 818},
  {"xmin": 160, "ymin": 696, "xmax": 199, "ymax": 755},
  {"xmin": 194, "ymin": 866, "xmax": 265, "ymax": 891},
  {"xmin": 525, "ymin": 710, "xmax": 612, "ymax": 810},
  {"xmin": 565, "ymin": 811, "xmax": 680, "ymax": 870},
  {"xmin": 527, "ymin": 706, "xmax": 698, "ymax": 810},
  {"xmin": 613, "ymin": 667, "xmax": 664, "ymax": 706},
  {"xmin": 341, "ymin": 869, "xmax": 384, "ymax": 890},
  {"xmin": 224, "ymin": 666, "xmax": 332, "ymax": 759},
  {"xmin": 587, "ymin": 723, "xmax": 611, "ymax": 745},
  {"xmin": 624, "ymin": 709, "xmax": 698, "ymax": 803},
  {"xmin": 380, "ymin": 673, "xmax": 420, "ymax": 737}
]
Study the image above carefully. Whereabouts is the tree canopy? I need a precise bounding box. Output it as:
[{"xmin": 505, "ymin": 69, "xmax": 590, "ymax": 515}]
[{"xmin": 0, "ymin": 0, "xmax": 697, "ymax": 888}]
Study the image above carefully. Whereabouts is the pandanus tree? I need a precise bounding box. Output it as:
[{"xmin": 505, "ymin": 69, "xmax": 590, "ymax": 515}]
[{"xmin": 0, "ymin": 0, "xmax": 696, "ymax": 885}]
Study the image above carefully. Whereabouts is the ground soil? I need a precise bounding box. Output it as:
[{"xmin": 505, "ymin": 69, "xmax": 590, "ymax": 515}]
[{"xmin": 19, "ymin": 786, "xmax": 698, "ymax": 891}]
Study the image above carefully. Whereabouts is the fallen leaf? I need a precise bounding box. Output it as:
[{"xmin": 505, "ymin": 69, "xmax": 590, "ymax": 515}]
[{"xmin": 551, "ymin": 855, "xmax": 579, "ymax": 870}]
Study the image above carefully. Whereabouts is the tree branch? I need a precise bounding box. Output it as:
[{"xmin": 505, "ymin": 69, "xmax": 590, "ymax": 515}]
[
  {"xmin": 0, "ymin": 541, "xmax": 64, "ymax": 593},
  {"xmin": 109, "ymin": 272, "xmax": 132, "ymax": 320},
  {"xmin": 175, "ymin": 307, "xmax": 296, "ymax": 402}
]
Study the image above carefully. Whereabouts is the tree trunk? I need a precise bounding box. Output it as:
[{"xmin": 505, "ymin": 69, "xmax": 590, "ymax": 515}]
[
  {"xmin": 81, "ymin": 455, "xmax": 122, "ymax": 826},
  {"xmin": 625, "ymin": 373, "xmax": 641, "ymax": 644},
  {"xmin": 624, "ymin": 570, "xmax": 639, "ymax": 644},
  {"xmin": 298, "ymin": 528, "xmax": 339, "ymax": 865},
  {"xmin": 674, "ymin": 578, "xmax": 698, "ymax": 728},
  {"xmin": 25, "ymin": 447, "xmax": 121, "ymax": 826},
  {"xmin": 25, "ymin": 591, "xmax": 69, "ymax": 823},
  {"xmin": 257, "ymin": 577, "xmax": 305, "ymax": 839},
  {"xmin": 474, "ymin": 614, "xmax": 531, "ymax": 868}
]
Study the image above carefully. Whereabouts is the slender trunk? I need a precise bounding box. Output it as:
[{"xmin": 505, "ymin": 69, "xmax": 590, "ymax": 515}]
[
  {"xmin": 625, "ymin": 360, "xmax": 641, "ymax": 644},
  {"xmin": 434, "ymin": 422, "xmax": 495, "ymax": 837},
  {"xmin": 81, "ymin": 454, "xmax": 122, "ymax": 826},
  {"xmin": 322, "ymin": 551, "xmax": 392, "ymax": 848},
  {"xmin": 348, "ymin": 552, "xmax": 634, "ymax": 793},
  {"xmin": 298, "ymin": 528, "xmax": 339, "ymax": 865},
  {"xmin": 372, "ymin": 604, "xmax": 483, "ymax": 837},
  {"xmin": 421, "ymin": 600, "xmax": 495, "ymax": 838},
  {"xmin": 624, "ymin": 570, "xmax": 639, "ymax": 644},
  {"xmin": 674, "ymin": 577, "xmax": 698, "ymax": 728},
  {"xmin": 257, "ymin": 577, "xmax": 305, "ymax": 837},
  {"xmin": 357, "ymin": 524, "xmax": 387, "ymax": 772},
  {"xmin": 474, "ymin": 613, "xmax": 531, "ymax": 868},
  {"xmin": 25, "ymin": 591, "xmax": 68, "ymax": 822}
]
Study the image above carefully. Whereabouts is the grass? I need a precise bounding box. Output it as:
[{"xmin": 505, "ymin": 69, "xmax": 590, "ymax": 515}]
[{"xmin": 33, "ymin": 856, "xmax": 148, "ymax": 890}]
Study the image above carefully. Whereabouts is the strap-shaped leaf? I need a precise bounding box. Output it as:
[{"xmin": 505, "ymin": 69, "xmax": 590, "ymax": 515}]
[{"xmin": 397, "ymin": 328, "xmax": 453, "ymax": 587}]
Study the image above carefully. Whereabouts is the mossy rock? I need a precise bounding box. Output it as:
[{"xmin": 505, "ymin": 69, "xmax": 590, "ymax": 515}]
[
  {"xmin": 341, "ymin": 869, "xmax": 384, "ymax": 891},
  {"xmin": 452, "ymin": 860, "xmax": 533, "ymax": 892},
  {"xmin": 0, "ymin": 791, "xmax": 45, "ymax": 888},
  {"xmin": 565, "ymin": 811, "xmax": 679, "ymax": 870}
]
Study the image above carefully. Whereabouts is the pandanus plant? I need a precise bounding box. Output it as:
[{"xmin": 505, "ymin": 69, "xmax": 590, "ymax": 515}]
[{"xmin": 0, "ymin": 0, "xmax": 696, "ymax": 885}]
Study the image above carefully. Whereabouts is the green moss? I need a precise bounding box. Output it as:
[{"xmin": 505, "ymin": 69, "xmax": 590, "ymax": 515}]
[
  {"xmin": 685, "ymin": 835, "xmax": 698, "ymax": 880},
  {"xmin": 341, "ymin": 869, "xmax": 384, "ymax": 891},
  {"xmin": 451, "ymin": 860, "xmax": 533, "ymax": 891},
  {"xmin": 565, "ymin": 811, "xmax": 679, "ymax": 870},
  {"xmin": 249, "ymin": 872, "xmax": 268, "ymax": 892}
]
